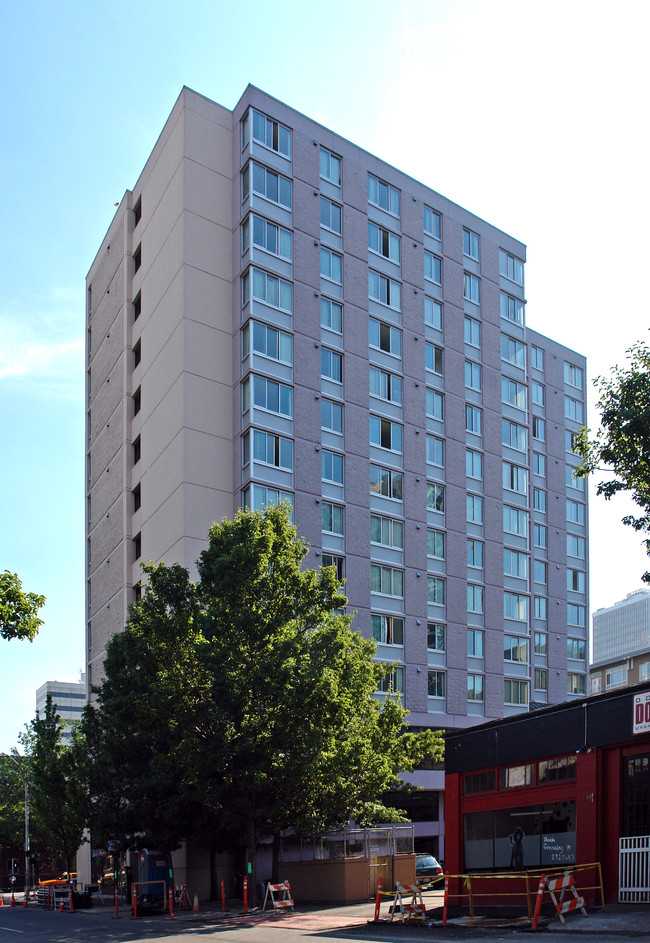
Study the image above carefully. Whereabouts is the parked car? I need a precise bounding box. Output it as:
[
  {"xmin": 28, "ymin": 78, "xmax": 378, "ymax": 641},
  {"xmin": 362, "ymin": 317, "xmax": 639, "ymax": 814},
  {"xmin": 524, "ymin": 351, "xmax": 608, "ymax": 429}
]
[{"xmin": 415, "ymin": 853, "xmax": 443, "ymax": 882}]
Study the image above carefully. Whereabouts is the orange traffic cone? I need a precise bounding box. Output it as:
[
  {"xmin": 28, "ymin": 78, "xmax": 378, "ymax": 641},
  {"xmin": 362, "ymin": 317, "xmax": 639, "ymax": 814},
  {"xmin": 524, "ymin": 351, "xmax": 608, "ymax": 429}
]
[
  {"xmin": 0, "ymin": 893, "xmax": 4, "ymax": 906},
  {"xmin": 23, "ymin": 896, "xmax": 28, "ymax": 908},
  {"xmin": 59, "ymin": 902, "xmax": 64, "ymax": 912},
  {"xmin": 11, "ymin": 892, "xmax": 16, "ymax": 907},
  {"xmin": 192, "ymin": 893, "xmax": 199, "ymax": 912}
]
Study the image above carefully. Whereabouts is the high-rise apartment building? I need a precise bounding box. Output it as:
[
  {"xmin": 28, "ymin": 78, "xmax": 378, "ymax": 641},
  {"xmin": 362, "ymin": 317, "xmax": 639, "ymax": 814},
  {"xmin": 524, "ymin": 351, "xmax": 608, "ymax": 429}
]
[
  {"xmin": 591, "ymin": 589, "xmax": 650, "ymax": 693},
  {"xmin": 35, "ymin": 675, "xmax": 87, "ymax": 743},
  {"xmin": 86, "ymin": 86, "xmax": 588, "ymax": 856}
]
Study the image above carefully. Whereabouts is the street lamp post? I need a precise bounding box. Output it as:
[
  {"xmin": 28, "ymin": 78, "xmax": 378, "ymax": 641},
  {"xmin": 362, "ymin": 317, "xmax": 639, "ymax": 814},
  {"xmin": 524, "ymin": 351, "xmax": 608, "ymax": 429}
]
[{"xmin": 5, "ymin": 754, "xmax": 30, "ymax": 893}]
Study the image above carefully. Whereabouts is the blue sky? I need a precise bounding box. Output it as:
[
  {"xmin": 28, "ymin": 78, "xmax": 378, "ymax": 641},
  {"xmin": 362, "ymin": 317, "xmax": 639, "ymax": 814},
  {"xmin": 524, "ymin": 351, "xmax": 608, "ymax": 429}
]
[{"xmin": 1, "ymin": 0, "xmax": 649, "ymax": 752}]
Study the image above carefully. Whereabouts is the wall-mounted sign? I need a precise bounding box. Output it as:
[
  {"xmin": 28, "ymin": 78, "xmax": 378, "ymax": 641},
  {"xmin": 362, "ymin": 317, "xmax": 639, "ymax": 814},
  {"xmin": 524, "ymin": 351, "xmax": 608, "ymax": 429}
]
[{"xmin": 633, "ymin": 690, "xmax": 650, "ymax": 735}]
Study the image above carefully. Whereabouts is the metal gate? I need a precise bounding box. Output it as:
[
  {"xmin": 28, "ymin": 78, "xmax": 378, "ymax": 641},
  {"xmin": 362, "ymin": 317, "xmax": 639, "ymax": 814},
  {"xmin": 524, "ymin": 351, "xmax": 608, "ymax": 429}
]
[{"xmin": 619, "ymin": 835, "xmax": 650, "ymax": 902}]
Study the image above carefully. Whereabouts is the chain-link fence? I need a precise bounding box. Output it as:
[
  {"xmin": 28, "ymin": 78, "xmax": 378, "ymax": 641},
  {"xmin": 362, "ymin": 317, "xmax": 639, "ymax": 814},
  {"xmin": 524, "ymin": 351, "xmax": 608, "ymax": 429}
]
[{"xmin": 279, "ymin": 825, "xmax": 414, "ymax": 862}]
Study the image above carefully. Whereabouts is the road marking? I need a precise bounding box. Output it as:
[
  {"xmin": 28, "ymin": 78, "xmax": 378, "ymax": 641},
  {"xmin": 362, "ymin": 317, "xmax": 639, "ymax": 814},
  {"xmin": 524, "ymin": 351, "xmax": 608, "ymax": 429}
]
[{"xmin": 0, "ymin": 927, "xmax": 24, "ymax": 934}]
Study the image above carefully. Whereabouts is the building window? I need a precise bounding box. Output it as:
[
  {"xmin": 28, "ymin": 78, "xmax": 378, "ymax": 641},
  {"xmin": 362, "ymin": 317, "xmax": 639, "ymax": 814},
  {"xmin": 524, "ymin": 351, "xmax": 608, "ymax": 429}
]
[
  {"xmin": 531, "ymin": 345, "xmax": 544, "ymax": 370},
  {"xmin": 468, "ymin": 674, "xmax": 484, "ymax": 702},
  {"xmin": 243, "ymin": 320, "xmax": 293, "ymax": 363},
  {"xmin": 132, "ymin": 386, "xmax": 141, "ymax": 417},
  {"xmin": 466, "ymin": 449, "xmax": 483, "ymax": 480},
  {"xmin": 534, "ymin": 597, "xmax": 547, "ymax": 621},
  {"xmin": 504, "ymin": 549, "xmax": 528, "ymax": 579},
  {"xmin": 426, "ymin": 343, "xmax": 443, "ymax": 375},
  {"xmin": 566, "ymin": 430, "xmax": 580, "ymax": 453},
  {"xmin": 534, "ymin": 489, "xmax": 546, "ymax": 512},
  {"xmin": 133, "ymin": 339, "xmax": 141, "ymax": 368},
  {"xmin": 503, "ymin": 505, "xmax": 528, "ymax": 537},
  {"xmin": 243, "ymin": 214, "xmax": 292, "ymax": 259},
  {"xmin": 534, "ymin": 524, "xmax": 547, "ymax": 548},
  {"xmin": 501, "ymin": 377, "xmax": 527, "ymax": 409},
  {"xmin": 501, "ymin": 334, "xmax": 526, "ymax": 368},
  {"xmin": 425, "ymin": 297, "xmax": 443, "ymax": 330},
  {"xmin": 243, "ymin": 267, "xmax": 293, "ymax": 312},
  {"xmin": 564, "ymin": 363, "xmax": 583, "ymax": 389},
  {"xmin": 133, "ymin": 532, "xmax": 141, "ymax": 560},
  {"xmin": 321, "ymin": 449, "xmax": 344, "ymax": 484},
  {"xmin": 133, "ymin": 196, "xmax": 142, "ymax": 226},
  {"xmin": 428, "ymin": 622, "xmax": 445, "ymax": 651},
  {"xmin": 464, "ymin": 315, "xmax": 481, "ymax": 348},
  {"xmin": 133, "ymin": 243, "xmax": 141, "ymax": 273},
  {"xmin": 424, "ymin": 205, "xmax": 441, "ymax": 238},
  {"xmin": 467, "ymin": 583, "xmax": 484, "ymax": 614},
  {"xmin": 532, "ymin": 417, "xmax": 545, "ymax": 442},
  {"xmin": 464, "ymin": 770, "xmax": 495, "ymax": 794},
  {"xmin": 369, "ymin": 271, "xmax": 401, "ymax": 311},
  {"xmin": 371, "ymin": 514, "xmax": 404, "ymax": 550},
  {"xmin": 242, "ymin": 484, "xmax": 293, "ymax": 514},
  {"xmin": 463, "ymin": 228, "xmax": 479, "ymax": 260},
  {"xmin": 321, "ymin": 398, "xmax": 343, "ymax": 434},
  {"xmin": 244, "ymin": 108, "xmax": 291, "ymax": 157},
  {"xmin": 243, "ymin": 429, "xmax": 293, "ymax": 470},
  {"xmin": 467, "ymin": 493, "xmax": 484, "ymax": 523},
  {"xmin": 368, "ymin": 221, "xmax": 400, "ymax": 262},
  {"xmin": 567, "ymin": 500, "xmax": 585, "ymax": 525},
  {"xmin": 133, "ymin": 292, "xmax": 141, "ymax": 321},
  {"xmin": 370, "ymin": 416, "xmax": 403, "ymax": 453},
  {"xmin": 534, "ymin": 668, "xmax": 548, "ymax": 692},
  {"xmin": 428, "ymin": 669, "xmax": 446, "ymax": 698},
  {"xmin": 369, "ymin": 317, "xmax": 402, "ymax": 357},
  {"xmin": 591, "ymin": 676, "xmax": 602, "ymax": 693},
  {"xmin": 534, "ymin": 561, "xmax": 547, "ymax": 584},
  {"xmin": 567, "ymin": 673, "xmax": 586, "ymax": 695},
  {"xmin": 502, "ymin": 419, "xmax": 527, "ymax": 451},
  {"xmin": 567, "ymin": 603, "xmax": 586, "ymax": 627},
  {"xmin": 500, "ymin": 292, "xmax": 525, "ymax": 324},
  {"xmin": 320, "ymin": 147, "xmax": 341, "ymax": 186},
  {"xmin": 322, "ymin": 502, "xmax": 344, "ymax": 535},
  {"xmin": 320, "ymin": 247, "xmax": 342, "ymax": 285},
  {"xmin": 503, "ymin": 462, "xmax": 528, "ymax": 494},
  {"xmin": 427, "ymin": 528, "xmax": 445, "ymax": 559},
  {"xmin": 606, "ymin": 665, "xmax": 628, "ymax": 688},
  {"xmin": 567, "ymin": 568, "xmax": 585, "ymax": 593},
  {"xmin": 567, "ymin": 534, "xmax": 586, "ymax": 558},
  {"xmin": 321, "ymin": 297, "xmax": 342, "ymax": 333},
  {"xmin": 132, "ymin": 435, "xmax": 141, "ymax": 465},
  {"xmin": 370, "ymin": 465, "xmax": 403, "ymax": 501},
  {"xmin": 499, "ymin": 764, "xmax": 535, "ymax": 789},
  {"xmin": 640, "ymin": 663, "xmax": 650, "ymax": 682},
  {"xmin": 426, "ymin": 389, "xmax": 444, "ymax": 420},
  {"xmin": 565, "ymin": 396, "xmax": 584, "ymax": 423},
  {"xmin": 321, "ymin": 196, "xmax": 342, "ymax": 234},
  {"xmin": 377, "ymin": 665, "xmax": 404, "ymax": 694},
  {"xmin": 368, "ymin": 173, "xmax": 400, "ymax": 216},
  {"xmin": 499, "ymin": 249, "xmax": 524, "ymax": 285},
  {"xmin": 531, "ymin": 381, "xmax": 545, "ymax": 407},
  {"xmin": 466, "ymin": 406, "xmax": 482, "ymax": 435},
  {"xmin": 243, "ymin": 374, "xmax": 293, "ymax": 417},
  {"xmin": 465, "ymin": 360, "xmax": 482, "ymax": 391},
  {"xmin": 504, "ymin": 679, "xmax": 529, "ymax": 705},
  {"xmin": 242, "ymin": 161, "xmax": 292, "ymax": 208},
  {"xmin": 539, "ymin": 755, "xmax": 577, "ymax": 783},
  {"xmin": 425, "ymin": 251, "xmax": 442, "ymax": 285},
  {"xmin": 427, "ymin": 576, "xmax": 446, "ymax": 605},
  {"xmin": 321, "ymin": 347, "xmax": 343, "ymax": 383},
  {"xmin": 132, "ymin": 484, "xmax": 141, "ymax": 512},
  {"xmin": 534, "ymin": 631, "xmax": 547, "ymax": 654},
  {"xmin": 504, "ymin": 593, "xmax": 528, "ymax": 622},
  {"xmin": 533, "ymin": 453, "xmax": 546, "ymax": 477},
  {"xmin": 427, "ymin": 481, "xmax": 445, "ymax": 512},
  {"xmin": 426, "ymin": 435, "xmax": 444, "ymax": 467},
  {"xmin": 372, "ymin": 614, "xmax": 404, "ymax": 645},
  {"xmin": 468, "ymin": 629, "xmax": 484, "ymax": 657},
  {"xmin": 464, "ymin": 272, "xmax": 480, "ymax": 303},
  {"xmin": 567, "ymin": 638, "xmax": 586, "ymax": 660},
  {"xmin": 322, "ymin": 553, "xmax": 345, "ymax": 581},
  {"xmin": 371, "ymin": 564, "xmax": 404, "ymax": 598}
]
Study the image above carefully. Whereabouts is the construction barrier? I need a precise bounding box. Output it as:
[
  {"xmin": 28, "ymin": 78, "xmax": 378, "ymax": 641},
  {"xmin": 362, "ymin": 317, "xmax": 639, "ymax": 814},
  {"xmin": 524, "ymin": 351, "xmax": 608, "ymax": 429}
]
[
  {"xmin": 263, "ymin": 881, "xmax": 294, "ymax": 912},
  {"xmin": 531, "ymin": 872, "xmax": 588, "ymax": 929},
  {"xmin": 390, "ymin": 882, "xmax": 426, "ymax": 922}
]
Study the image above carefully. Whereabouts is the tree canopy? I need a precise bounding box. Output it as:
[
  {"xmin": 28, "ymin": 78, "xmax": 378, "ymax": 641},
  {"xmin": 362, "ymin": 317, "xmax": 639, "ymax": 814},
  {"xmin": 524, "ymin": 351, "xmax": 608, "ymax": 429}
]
[
  {"xmin": 0, "ymin": 570, "xmax": 45, "ymax": 641},
  {"xmin": 85, "ymin": 505, "xmax": 443, "ymax": 898},
  {"xmin": 575, "ymin": 340, "xmax": 650, "ymax": 580}
]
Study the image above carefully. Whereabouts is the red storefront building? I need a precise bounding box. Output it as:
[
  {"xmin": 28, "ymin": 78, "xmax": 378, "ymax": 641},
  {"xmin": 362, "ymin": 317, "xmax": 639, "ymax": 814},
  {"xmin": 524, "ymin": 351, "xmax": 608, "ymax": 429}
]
[{"xmin": 445, "ymin": 683, "xmax": 650, "ymax": 904}]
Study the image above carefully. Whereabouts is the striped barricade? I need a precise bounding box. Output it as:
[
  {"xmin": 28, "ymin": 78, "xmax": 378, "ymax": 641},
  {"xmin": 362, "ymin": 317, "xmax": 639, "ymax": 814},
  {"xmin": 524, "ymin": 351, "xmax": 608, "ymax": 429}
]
[
  {"xmin": 262, "ymin": 881, "xmax": 294, "ymax": 912},
  {"xmin": 390, "ymin": 881, "xmax": 426, "ymax": 922},
  {"xmin": 532, "ymin": 871, "xmax": 588, "ymax": 928}
]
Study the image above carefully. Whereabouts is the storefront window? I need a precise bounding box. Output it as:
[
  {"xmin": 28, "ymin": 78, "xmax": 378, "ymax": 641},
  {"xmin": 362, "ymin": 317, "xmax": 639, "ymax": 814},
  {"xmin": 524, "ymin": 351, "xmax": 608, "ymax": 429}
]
[
  {"xmin": 538, "ymin": 755, "xmax": 576, "ymax": 783},
  {"xmin": 499, "ymin": 764, "xmax": 534, "ymax": 789},
  {"xmin": 464, "ymin": 801, "xmax": 576, "ymax": 871}
]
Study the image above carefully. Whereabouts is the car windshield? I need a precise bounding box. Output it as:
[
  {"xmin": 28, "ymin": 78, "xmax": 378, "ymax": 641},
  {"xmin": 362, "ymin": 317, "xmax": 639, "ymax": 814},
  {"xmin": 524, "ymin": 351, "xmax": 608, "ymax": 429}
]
[{"xmin": 417, "ymin": 855, "xmax": 438, "ymax": 868}]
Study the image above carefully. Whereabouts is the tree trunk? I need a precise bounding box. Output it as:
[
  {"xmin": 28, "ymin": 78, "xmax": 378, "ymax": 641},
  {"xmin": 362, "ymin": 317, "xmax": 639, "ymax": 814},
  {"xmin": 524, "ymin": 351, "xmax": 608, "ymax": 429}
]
[
  {"xmin": 208, "ymin": 841, "xmax": 217, "ymax": 900},
  {"xmin": 271, "ymin": 831, "xmax": 281, "ymax": 884}
]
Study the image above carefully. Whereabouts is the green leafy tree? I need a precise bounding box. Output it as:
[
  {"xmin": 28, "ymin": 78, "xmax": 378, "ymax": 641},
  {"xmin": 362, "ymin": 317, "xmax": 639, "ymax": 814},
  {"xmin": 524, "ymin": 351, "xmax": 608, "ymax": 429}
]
[
  {"xmin": 88, "ymin": 506, "xmax": 443, "ymax": 901},
  {"xmin": 575, "ymin": 340, "xmax": 650, "ymax": 580},
  {"xmin": 29, "ymin": 696, "xmax": 90, "ymax": 875},
  {"xmin": 0, "ymin": 752, "xmax": 28, "ymax": 850},
  {"xmin": 0, "ymin": 571, "xmax": 45, "ymax": 641}
]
